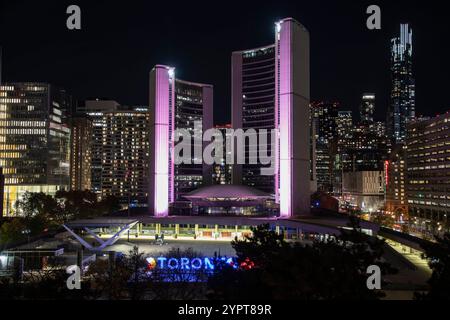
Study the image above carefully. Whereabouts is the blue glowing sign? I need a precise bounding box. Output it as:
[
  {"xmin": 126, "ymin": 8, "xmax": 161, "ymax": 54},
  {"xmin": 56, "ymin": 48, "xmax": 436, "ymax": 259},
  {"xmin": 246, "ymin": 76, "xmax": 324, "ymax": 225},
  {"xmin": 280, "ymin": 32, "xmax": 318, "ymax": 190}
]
[{"xmin": 146, "ymin": 256, "xmax": 237, "ymax": 271}]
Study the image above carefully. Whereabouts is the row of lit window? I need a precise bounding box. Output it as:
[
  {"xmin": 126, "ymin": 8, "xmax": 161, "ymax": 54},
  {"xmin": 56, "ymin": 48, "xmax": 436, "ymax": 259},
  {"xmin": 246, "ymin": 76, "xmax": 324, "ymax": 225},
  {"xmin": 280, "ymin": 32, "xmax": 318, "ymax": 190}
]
[
  {"xmin": 408, "ymin": 200, "xmax": 450, "ymax": 207},
  {"xmin": 408, "ymin": 164, "xmax": 450, "ymax": 171},
  {"xmin": 408, "ymin": 144, "xmax": 450, "ymax": 153},
  {"xmin": 0, "ymin": 98, "xmax": 23, "ymax": 103},
  {"xmin": 0, "ymin": 120, "xmax": 46, "ymax": 127},
  {"xmin": 0, "ymin": 128, "xmax": 46, "ymax": 135}
]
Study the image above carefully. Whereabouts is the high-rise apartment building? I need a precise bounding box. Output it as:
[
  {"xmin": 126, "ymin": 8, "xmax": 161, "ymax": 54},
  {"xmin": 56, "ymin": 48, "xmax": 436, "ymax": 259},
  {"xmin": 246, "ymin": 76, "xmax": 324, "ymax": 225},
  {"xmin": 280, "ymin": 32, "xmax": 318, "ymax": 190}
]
[
  {"xmin": 149, "ymin": 66, "xmax": 213, "ymax": 217},
  {"xmin": 81, "ymin": 100, "xmax": 120, "ymax": 194},
  {"xmin": 0, "ymin": 83, "xmax": 72, "ymax": 216},
  {"xmin": 69, "ymin": 116, "xmax": 93, "ymax": 191},
  {"xmin": 388, "ymin": 24, "xmax": 415, "ymax": 144},
  {"xmin": 406, "ymin": 113, "xmax": 450, "ymax": 236},
  {"xmin": 101, "ymin": 108, "xmax": 150, "ymax": 206},
  {"xmin": 231, "ymin": 18, "xmax": 311, "ymax": 217}
]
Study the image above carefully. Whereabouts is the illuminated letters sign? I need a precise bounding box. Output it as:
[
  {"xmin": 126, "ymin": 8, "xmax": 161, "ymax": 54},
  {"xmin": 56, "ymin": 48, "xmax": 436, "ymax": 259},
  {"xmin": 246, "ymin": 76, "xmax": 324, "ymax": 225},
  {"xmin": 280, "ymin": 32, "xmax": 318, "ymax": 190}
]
[{"xmin": 146, "ymin": 256, "xmax": 237, "ymax": 271}]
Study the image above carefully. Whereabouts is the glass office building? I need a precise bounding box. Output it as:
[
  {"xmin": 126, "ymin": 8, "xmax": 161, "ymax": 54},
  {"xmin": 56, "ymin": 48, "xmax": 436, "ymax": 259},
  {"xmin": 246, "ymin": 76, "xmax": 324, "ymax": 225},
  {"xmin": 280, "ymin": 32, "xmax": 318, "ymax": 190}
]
[{"xmin": 0, "ymin": 83, "xmax": 71, "ymax": 216}]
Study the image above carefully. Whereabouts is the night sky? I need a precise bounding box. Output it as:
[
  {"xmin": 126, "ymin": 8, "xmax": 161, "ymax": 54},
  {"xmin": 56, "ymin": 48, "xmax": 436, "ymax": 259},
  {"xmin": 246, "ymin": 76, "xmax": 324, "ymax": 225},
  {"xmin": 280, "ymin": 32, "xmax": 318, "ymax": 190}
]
[{"xmin": 1, "ymin": 0, "xmax": 449, "ymax": 124}]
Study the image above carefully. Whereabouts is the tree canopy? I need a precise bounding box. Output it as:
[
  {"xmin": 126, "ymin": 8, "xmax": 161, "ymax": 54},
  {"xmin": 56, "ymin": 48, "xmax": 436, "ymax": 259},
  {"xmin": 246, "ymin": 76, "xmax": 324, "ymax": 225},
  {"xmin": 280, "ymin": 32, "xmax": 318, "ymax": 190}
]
[{"xmin": 208, "ymin": 218, "xmax": 396, "ymax": 300}]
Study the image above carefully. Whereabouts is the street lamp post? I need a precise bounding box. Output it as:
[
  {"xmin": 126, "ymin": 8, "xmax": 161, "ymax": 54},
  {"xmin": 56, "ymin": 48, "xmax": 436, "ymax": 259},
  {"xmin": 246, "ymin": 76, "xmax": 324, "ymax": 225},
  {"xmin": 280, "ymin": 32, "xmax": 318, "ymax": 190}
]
[{"xmin": 22, "ymin": 229, "xmax": 31, "ymax": 244}]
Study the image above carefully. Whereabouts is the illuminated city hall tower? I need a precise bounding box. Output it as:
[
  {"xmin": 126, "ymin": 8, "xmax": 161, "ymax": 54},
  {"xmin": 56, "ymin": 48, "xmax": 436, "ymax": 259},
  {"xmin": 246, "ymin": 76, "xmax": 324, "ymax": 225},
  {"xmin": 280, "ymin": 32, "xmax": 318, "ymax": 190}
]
[
  {"xmin": 276, "ymin": 18, "xmax": 310, "ymax": 218},
  {"xmin": 232, "ymin": 18, "xmax": 311, "ymax": 218},
  {"xmin": 149, "ymin": 65, "xmax": 213, "ymax": 217}
]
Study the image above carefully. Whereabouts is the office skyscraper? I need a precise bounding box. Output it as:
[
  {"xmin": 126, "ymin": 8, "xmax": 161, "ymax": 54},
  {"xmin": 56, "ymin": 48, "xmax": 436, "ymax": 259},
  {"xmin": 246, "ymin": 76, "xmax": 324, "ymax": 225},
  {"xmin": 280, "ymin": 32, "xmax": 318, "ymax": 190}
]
[
  {"xmin": 149, "ymin": 66, "xmax": 213, "ymax": 217},
  {"xmin": 232, "ymin": 18, "xmax": 311, "ymax": 217},
  {"xmin": 0, "ymin": 83, "xmax": 72, "ymax": 216},
  {"xmin": 311, "ymin": 101, "xmax": 339, "ymax": 192},
  {"xmin": 336, "ymin": 111, "xmax": 353, "ymax": 151},
  {"xmin": 334, "ymin": 110, "xmax": 353, "ymax": 195},
  {"xmin": 388, "ymin": 24, "xmax": 415, "ymax": 144},
  {"xmin": 360, "ymin": 94, "xmax": 375, "ymax": 124}
]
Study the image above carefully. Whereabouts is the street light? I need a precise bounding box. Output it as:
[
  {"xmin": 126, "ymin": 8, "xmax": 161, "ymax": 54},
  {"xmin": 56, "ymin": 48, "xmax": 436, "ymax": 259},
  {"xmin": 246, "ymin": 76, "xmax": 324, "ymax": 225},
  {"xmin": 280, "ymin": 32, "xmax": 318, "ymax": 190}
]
[{"xmin": 22, "ymin": 229, "xmax": 31, "ymax": 244}]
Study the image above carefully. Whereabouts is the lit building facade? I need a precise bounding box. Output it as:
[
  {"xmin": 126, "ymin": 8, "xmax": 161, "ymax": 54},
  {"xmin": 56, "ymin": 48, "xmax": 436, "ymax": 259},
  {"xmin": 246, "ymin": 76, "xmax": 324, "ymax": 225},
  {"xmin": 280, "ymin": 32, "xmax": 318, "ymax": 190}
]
[
  {"xmin": 333, "ymin": 110, "xmax": 353, "ymax": 195},
  {"xmin": 311, "ymin": 101, "xmax": 339, "ymax": 192},
  {"xmin": 212, "ymin": 124, "xmax": 233, "ymax": 185},
  {"xmin": 342, "ymin": 170, "xmax": 385, "ymax": 213},
  {"xmin": 81, "ymin": 100, "xmax": 120, "ymax": 194},
  {"xmin": 101, "ymin": 108, "xmax": 150, "ymax": 206},
  {"xmin": 311, "ymin": 101, "xmax": 339, "ymax": 147},
  {"xmin": 336, "ymin": 111, "xmax": 353, "ymax": 151},
  {"xmin": 0, "ymin": 167, "xmax": 4, "ymax": 216},
  {"xmin": 0, "ymin": 83, "xmax": 71, "ymax": 216},
  {"xmin": 232, "ymin": 45, "xmax": 276, "ymax": 194},
  {"xmin": 340, "ymin": 98, "xmax": 387, "ymax": 174},
  {"xmin": 406, "ymin": 113, "xmax": 450, "ymax": 235},
  {"xmin": 388, "ymin": 24, "xmax": 415, "ymax": 144},
  {"xmin": 360, "ymin": 93, "xmax": 375, "ymax": 124},
  {"xmin": 385, "ymin": 144, "xmax": 408, "ymax": 219},
  {"xmin": 149, "ymin": 66, "xmax": 213, "ymax": 217},
  {"xmin": 70, "ymin": 116, "xmax": 93, "ymax": 191},
  {"xmin": 232, "ymin": 18, "xmax": 311, "ymax": 217},
  {"xmin": 174, "ymin": 79, "xmax": 213, "ymax": 201},
  {"xmin": 371, "ymin": 121, "xmax": 386, "ymax": 139}
]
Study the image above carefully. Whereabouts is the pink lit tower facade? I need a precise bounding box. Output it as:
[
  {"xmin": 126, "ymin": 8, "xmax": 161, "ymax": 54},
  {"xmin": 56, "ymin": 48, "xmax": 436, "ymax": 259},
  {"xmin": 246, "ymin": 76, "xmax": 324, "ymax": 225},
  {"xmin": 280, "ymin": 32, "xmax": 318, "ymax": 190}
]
[
  {"xmin": 231, "ymin": 18, "xmax": 311, "ymax": 217},
  {"xmin": 149, "ymin": 65, "xmax": 213, "ymax": 217}
]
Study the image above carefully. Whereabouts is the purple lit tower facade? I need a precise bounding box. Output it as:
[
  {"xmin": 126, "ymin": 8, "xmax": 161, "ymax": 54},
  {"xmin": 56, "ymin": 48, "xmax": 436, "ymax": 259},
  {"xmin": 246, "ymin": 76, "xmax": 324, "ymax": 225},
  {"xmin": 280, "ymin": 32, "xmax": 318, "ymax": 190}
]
[
  {"xmin": 149, "ymin": 65, "xmax": 213, "ymax": 217},
  {"xmin": 232, "ymin": 18, "xmax": 310, "ymax": 217}
]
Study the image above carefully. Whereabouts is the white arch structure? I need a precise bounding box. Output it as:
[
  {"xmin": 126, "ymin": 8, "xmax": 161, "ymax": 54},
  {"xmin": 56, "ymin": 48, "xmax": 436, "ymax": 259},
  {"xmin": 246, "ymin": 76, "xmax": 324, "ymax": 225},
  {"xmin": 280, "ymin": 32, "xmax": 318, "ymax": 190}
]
[{"xmin": 63, "ymin": 219, "xmax": 138, "ymax": 251}]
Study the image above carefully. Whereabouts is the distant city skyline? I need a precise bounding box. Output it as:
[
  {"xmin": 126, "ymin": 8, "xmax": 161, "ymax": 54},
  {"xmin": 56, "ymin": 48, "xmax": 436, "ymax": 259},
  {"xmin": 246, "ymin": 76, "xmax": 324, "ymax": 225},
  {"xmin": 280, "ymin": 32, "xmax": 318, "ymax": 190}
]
[{"xmin": 1, "ymin": 0, "xmax": 449, "ymax": 125}]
